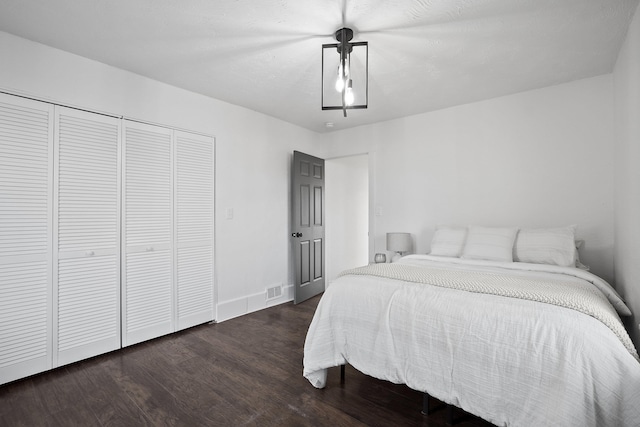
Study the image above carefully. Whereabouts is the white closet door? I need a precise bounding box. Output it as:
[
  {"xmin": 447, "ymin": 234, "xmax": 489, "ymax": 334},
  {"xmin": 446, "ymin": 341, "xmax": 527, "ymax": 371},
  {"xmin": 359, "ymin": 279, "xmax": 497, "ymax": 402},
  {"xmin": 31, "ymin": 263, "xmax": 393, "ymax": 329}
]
[
  {"xmin": 122, "ymin": 121, "xmax": 173, "ymax": 346},
  {"xmin": 54, "ymin": 107, "xmax": 121, "ymax": 367},
  {"xmin": 175, "ymin": 131, "xmax": 214, "ymax": 330},
  {"xmin": 0, "ymin": 94, "xmax": 53, "ymax": 385}
]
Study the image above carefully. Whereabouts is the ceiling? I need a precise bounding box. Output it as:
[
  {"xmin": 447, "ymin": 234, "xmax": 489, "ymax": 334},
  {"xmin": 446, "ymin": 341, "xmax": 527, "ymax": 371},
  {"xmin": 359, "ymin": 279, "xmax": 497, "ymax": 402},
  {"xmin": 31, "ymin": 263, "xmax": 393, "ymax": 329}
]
[{"xmin": 0, "ymin": 0, "xmax": 638, "ymax": 133}]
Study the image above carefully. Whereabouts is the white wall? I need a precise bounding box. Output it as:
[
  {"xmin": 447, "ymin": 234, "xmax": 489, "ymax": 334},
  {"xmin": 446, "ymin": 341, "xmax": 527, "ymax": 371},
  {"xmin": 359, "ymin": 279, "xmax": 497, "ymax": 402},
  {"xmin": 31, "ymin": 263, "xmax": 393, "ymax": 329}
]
[
  {"xmin": 326, "ymin": 154, "xmax": 369, "ymax": 285},
  {"xmin": 318, "ymin": 75, "xmax": 616, "ymax": 282},
  {"xmin": 614, "ymin": 2, "xmax": 640, "ymax": 348},
  {"xmin": 0, "ymin": 31, "xmax": 321, "ymax": 322}
]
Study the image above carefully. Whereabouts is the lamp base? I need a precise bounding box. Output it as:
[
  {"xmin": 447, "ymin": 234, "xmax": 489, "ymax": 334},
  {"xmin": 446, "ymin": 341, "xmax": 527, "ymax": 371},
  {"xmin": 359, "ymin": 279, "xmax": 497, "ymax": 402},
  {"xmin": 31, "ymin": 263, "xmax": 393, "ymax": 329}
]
[{"xmin": 391, "ymin": 252, "xmax": 403, "ymax": 263}]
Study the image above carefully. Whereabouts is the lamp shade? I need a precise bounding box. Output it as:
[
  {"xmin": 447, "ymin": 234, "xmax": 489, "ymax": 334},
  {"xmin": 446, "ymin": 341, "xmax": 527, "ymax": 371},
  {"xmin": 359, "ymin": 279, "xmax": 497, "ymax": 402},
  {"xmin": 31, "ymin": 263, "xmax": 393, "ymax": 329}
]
[{"xmin": 386, "ymin": 232, "xmax": 411, "ymax": 253}]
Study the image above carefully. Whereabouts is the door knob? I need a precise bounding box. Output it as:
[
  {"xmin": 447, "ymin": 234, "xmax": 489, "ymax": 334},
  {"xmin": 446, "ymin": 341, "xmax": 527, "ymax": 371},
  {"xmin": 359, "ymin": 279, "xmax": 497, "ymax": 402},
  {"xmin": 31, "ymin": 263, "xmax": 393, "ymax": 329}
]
[{"xmin": 291, "ymin": 232, "xmax": 303, "ymax": 238}]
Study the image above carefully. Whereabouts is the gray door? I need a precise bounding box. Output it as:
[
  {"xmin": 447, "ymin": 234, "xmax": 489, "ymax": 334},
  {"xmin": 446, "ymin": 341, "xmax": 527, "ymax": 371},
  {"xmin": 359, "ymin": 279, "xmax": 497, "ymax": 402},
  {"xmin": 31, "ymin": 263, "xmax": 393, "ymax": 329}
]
[{"xmin": 292, "ymin": 151, "xmax": 325, "ymax": 304}]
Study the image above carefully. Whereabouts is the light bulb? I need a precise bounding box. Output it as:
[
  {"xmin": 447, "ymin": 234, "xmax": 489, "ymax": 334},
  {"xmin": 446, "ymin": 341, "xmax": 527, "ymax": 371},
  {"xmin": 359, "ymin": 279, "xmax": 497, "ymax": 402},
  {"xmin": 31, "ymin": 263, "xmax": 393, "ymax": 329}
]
[
  {"xmin": 344, "ymin": 80, "xmax": 355, "ymax": 106},
  {"xmin": 334, "ymin": 60, "xmax": 350, "ymax": 92},
  {"xmin": 335, "ymin": 75, "xmax": 345, "ymax": 92}
]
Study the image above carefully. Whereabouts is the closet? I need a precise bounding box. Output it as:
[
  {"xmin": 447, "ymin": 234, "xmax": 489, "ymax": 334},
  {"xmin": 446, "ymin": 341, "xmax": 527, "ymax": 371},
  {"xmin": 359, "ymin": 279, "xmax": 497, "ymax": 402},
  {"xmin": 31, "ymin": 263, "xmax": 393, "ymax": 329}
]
[
  {"xmin": 0, "ymin": 93, "xmax": 215, "ymax": 385},
  {"xmin": 121, "ymin": 124, "xmax": 215, "ymax": 346}
]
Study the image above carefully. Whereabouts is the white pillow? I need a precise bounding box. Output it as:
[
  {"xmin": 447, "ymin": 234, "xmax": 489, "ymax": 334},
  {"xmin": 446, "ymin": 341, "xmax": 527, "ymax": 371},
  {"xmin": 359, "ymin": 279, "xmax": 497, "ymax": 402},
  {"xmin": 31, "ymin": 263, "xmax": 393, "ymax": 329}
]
[
  {"xmin": 513, "ymin": 225, "xmax": 577, "ymax": 267},
  {"xmin": 574, "ymin": 239, "xmax": 589, "ymax": 270},
  {"xmin": 461, "ymin": 226, "xmax": 518, "ymax": 262},
  {"xmin": 429, "ymin": 226, "xmax": 467, "ymax": 257}
]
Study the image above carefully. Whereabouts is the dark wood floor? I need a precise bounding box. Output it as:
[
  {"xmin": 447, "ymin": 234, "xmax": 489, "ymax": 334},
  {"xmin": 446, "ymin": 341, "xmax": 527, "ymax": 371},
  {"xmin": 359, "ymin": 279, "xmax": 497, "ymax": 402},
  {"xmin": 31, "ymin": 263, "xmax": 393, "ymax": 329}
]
[{"xmin": 0, "ymin": 294, "xmax": 495, "ymax": 426}]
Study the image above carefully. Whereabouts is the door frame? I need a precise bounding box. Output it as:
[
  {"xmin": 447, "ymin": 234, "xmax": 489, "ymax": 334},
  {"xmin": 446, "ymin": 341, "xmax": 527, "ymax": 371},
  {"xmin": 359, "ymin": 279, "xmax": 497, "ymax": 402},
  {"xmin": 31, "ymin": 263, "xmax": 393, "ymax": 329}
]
[{"xmin": 325, "ymin": 153, "xmax": 371, "ymax": 286}]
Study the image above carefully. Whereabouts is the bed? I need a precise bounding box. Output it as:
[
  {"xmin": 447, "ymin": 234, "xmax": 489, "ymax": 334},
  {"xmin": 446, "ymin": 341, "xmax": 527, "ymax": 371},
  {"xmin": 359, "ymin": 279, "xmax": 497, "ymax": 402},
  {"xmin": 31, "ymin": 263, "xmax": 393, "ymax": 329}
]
[{"xmin": 303, "ymin": 226, "xmax": 640, "ymax": 427}]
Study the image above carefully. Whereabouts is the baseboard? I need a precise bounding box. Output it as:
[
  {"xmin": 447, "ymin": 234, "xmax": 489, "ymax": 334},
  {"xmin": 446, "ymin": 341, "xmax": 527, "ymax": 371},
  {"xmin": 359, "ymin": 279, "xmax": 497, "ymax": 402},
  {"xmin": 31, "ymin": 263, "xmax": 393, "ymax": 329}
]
[{"xmin": 216, "ymin": 284, "xmax": 294, "ymax": 323}]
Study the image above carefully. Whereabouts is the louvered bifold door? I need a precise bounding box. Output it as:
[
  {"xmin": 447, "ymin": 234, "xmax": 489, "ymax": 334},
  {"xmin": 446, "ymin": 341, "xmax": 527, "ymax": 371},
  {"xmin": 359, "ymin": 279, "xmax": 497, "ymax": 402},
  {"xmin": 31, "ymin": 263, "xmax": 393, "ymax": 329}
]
[
  {"xmin": 54, "ymin": 107, "xmax": 121, "ymax": 367},
  {"xmin": 175, "ymin": 131, "xmax": 214, "ymax": 330},
  {"xmin": 0, "ymin": 94, "xmax": 54, "ymax": 385},
  {"xmin": 122, "ymin": 121, "xmax": 173, "ymax": 346}
]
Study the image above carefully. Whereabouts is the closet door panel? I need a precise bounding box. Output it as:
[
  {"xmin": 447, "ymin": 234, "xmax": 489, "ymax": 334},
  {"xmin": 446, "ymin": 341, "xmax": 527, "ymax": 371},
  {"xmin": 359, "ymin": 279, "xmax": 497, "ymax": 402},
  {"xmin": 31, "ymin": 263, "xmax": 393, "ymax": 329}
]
[
  {"xmin": 54, "ymin": 107, "xmax": 121, "ymax": 367},
  {"xmin": 0, "ymin": 94, "xmax": 53, "ymax": 385},
  {"xmin": 176, "ymin": 246, "xmax": 214, "ymax": 328},
  {"xmin": 175, "ymin": 131, "xmax": 214, "ymax": 330},
  {"xmin": 122, "ymin": 249, "xmax": 172, "ymax": 345},
  {"xmin": 122, "ymin": 121, "xmax": 173, "ymax": 346},
  {"xmin": 57, "ymin": 255, "xmax": 119, "ymax": 365}
]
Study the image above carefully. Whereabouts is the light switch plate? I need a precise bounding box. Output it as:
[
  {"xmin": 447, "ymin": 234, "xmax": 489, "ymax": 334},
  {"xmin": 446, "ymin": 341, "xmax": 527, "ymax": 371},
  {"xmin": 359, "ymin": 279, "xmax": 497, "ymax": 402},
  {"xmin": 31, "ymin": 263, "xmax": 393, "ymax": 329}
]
[{"xmin": 225, "ymin": 207, "xmax": 234, "ymax": 220}]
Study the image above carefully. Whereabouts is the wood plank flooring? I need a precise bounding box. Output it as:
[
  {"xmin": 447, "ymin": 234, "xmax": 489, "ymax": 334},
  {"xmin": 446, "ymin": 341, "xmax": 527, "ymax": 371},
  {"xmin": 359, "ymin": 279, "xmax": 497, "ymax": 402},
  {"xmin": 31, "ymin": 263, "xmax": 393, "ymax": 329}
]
[{"xmin": 0, "ymin": 295, "xmax": 495, "ymax": 426}]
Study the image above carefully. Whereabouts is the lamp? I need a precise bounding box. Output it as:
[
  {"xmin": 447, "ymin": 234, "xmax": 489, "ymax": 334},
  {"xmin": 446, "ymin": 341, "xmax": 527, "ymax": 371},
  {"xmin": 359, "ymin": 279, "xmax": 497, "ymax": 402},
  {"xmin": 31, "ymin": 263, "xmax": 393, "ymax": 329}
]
[
  {"xmin": 322, "ymin": 27, "xmax": 368, "ymax": 117},
  {"xmin": 387, "ymin": 232, "xmax": 412, "ymax": 262}
]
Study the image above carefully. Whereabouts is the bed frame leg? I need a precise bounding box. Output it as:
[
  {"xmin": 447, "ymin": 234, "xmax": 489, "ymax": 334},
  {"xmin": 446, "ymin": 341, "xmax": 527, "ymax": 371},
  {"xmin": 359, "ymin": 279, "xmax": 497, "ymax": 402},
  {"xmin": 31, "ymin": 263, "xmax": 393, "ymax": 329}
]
[
  {"xmin": 421, "ymin": 393, "xmax": 430, "ymax": 415},
  {"xmin": 340, "ymin": 364, "xmax": 345, "ymax": 384},
  {"xmin": 421, "ymin": 393, "xmax": 446, "ymax": 416}
]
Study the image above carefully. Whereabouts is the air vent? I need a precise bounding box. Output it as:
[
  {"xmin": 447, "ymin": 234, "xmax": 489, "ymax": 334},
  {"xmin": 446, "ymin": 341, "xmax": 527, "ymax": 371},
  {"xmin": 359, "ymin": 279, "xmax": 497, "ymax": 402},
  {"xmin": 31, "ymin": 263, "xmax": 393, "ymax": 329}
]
[{"xmin": 266, "ymin": 284, "xmax": 282, "ymax": 301}]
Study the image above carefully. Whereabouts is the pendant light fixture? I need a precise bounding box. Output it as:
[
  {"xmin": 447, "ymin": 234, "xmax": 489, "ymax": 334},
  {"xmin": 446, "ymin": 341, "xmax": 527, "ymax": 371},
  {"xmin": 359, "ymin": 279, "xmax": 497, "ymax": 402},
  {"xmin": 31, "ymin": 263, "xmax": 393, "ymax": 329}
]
[{"xmin": 322, "ymin": 27, "xmax": 368, "ymax": 117}]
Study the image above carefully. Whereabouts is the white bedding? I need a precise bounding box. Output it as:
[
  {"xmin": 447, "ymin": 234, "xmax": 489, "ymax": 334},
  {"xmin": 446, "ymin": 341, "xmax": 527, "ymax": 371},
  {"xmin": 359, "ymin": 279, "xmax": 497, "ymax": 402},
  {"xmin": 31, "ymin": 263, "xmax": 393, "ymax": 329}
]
[{"xmin": 303, "ymin": 255, "xmax": 640, "ymax": 427}]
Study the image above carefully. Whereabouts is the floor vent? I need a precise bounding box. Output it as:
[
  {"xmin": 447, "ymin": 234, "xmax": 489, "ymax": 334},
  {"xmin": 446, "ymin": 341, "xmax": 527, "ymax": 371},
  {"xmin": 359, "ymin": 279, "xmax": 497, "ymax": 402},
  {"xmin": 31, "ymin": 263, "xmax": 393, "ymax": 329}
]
[{"xmin": 266, "ymin": 285, "xmax": 282, "ymax": 300}]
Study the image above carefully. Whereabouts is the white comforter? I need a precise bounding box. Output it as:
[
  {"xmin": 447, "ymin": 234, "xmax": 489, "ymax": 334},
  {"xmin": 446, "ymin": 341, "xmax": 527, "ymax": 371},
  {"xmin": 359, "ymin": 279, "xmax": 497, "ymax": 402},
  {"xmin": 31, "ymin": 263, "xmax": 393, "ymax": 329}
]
[{"xmin": 303, "ymin": 255, "xmax": 640, "ymax": 427}]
